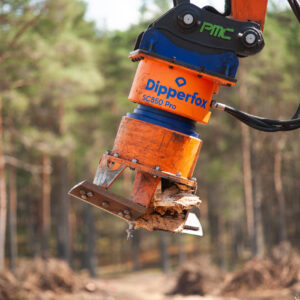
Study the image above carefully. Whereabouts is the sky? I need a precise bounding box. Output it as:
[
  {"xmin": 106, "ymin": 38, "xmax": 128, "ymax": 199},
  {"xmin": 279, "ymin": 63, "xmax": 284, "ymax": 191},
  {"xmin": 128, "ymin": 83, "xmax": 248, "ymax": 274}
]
[
  {"xmin": 83, "ymin": 0, "xmax": 289, "ymax": 31},
  {"xmin": 84, "ymin": 0, "xmax": 226, "ymax": 31}
]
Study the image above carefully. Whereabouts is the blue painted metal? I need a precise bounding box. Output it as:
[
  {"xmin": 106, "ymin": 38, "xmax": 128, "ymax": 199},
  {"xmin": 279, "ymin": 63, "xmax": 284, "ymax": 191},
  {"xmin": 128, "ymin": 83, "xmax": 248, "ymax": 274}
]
[
  {"xmin": 127, "ymin": 104, "xmax": 200, "ymax": 138},
  {"xmin": 139, "ymin": 29, "xmax": 239, "ymax": 78}
]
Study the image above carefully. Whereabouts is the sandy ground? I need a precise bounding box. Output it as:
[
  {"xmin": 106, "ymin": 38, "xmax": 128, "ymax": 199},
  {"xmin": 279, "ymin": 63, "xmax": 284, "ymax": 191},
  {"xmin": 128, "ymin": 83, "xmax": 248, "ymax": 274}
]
[
  {"xmin": 47, "ymin": 271, "xmax": 235, "ymax": 300},
  {"xmin": 2, "ymin": 258, "xmax": 299, "ymax": 300},
  {"xmin": 45, "ymin": 271, "xmax": 296, "ymax": 300},
  {"xmin": 107, "ymin": 272, "xmax": 235, "ymax": 300}
]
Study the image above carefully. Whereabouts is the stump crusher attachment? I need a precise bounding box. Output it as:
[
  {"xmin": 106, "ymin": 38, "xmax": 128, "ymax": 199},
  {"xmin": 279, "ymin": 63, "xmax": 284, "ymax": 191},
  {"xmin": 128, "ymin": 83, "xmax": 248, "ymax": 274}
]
[{"xmin": 69, "ymin": 0, "xmax": 300, "ymax": 237}]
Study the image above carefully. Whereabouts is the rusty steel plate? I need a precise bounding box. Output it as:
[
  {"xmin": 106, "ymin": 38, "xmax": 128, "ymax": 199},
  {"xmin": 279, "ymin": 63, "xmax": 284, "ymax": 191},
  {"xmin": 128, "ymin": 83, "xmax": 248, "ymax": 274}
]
[{"xmin": 69, "ymin": 180, "xmax": 147, "ymax": 221}]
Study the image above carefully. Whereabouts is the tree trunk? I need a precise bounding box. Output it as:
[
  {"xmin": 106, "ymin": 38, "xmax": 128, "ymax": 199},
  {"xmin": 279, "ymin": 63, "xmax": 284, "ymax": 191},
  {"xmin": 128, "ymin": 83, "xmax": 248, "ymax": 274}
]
[
  {"xmin": 0, "ymin": 96, "xmax": 7, "ymax": 270},
  {"xmin": 27, "ymin": 195, "xmax": 40, "ymax": 257},
  {"xmin": 178, "ymin": 235, "xmax": 186, "ymax": 266},
  {"xmin": 53, "ymin": 98, "xmax": 71, "ymax": 264},
  {"xmin": 41, "ymin": 153, "xmax": 51, "ymax": 260},
  {"xmin": 53, "ymin": 156, "xmax": 71, "ymax": 264},
  {"xmin": 83, "ymin": 204, "xmax": 97, "ymax": 277},
  {"xmin": 207, "ymin": 184, "xmax": 223, "ymax": 266},
  {"xmin": 159, "ymin": 231, "xmax": 170, "ymax": 274},
  {"xmin": 274, "ymin": 139, "xmax": 287, "ymax": 242},
  {"xmin": 230, "ymin": 221, "xmax": 244, "ymax": 266},
  {"xmin": 219, "ymin": 217, "xmax": 227, "ymax": 268},
  {"xmin": 241, "ymin": 123, "xmax": 256, "ymax": 256},
  {"xmin": 253, "ymin": 170, "xmax": 265, "ymax": 258},
  {"xmin": 8, "ymin": 165, "xmax": 17, "ymax": 271},
  {"xmin": 131, "ymin": 230, "xmax": 141, "ymax": 271},
  {"xmin": 239, "ymin": 68, "xmax": 256, "ymax": 257}
]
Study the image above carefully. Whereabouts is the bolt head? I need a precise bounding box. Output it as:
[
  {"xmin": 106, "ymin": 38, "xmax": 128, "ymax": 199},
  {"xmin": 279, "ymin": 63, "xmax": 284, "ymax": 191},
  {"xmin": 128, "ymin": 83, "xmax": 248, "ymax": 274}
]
[
  {"xmin": 118, "ymin": 211, "xmax": 124, "ymax": 217},
  {"xmin": 81, "ymin": 195, "xmax": 87, "ymax": 200},
  {"xmin": 113, "ymin": 153, "xmax": 119, "ymax": 158},
  {"xmin": 155, "ymin": 166, "xmax": 161, "ymax": 171},
  {"xmin": 102, "ymin": 201, "xmax": 109, "ymax": 208},
  {"xmin": 105, "ymin": 150, "xmax": 111, "ymax": 155},
  {"xmin": 132, "ymin": 158, "xmax": 138, "ymax": 164},
  {"xmin": 79, "ymin": 190, "xmax": 86, "ymax": 195},
  {"xmin": 245, "ymin": 33, "xmax": 256, "ymax": 45},
  {"xmin": 240, "ymin": 29, "xmax": 260, "ymax": 48},
  {"xmin": 87, "ymin": 191, "xmax": 94, "ymax": 198},
  {"xmin": 176, "ymin": 172, "xmax": 182, "ymax": 177},
  {"xmin": 124, "ymin": 209, "xmax": 130, "ymax": 215},
  {"xmin": 183, "ymin": 13, "xmax": 194, "ymax": 25}
]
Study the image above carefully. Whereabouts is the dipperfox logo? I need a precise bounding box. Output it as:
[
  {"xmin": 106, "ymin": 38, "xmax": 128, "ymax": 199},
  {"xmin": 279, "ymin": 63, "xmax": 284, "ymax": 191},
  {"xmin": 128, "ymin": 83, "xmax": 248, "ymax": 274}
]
[{"xmin": 144, "ymin": 77, "xmax": 208, "ymax": 109}]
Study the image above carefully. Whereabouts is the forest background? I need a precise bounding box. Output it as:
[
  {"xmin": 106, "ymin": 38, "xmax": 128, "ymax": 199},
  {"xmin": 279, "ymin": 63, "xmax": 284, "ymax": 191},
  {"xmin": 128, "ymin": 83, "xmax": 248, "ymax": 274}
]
[{"xmin": 0, "ymin": 0, "xmax": 299, "ymax": 279}]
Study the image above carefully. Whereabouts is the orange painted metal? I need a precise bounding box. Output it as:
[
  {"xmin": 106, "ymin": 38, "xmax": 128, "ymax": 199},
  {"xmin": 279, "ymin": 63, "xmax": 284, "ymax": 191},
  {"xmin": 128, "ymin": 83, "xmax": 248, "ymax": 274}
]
[
  {"xmin": 71, "ymin": 1, "xmax": 272, "ymax": 226},
  {"xmin": 131, "ymin": 171, "xmax": 160, "ymax": 207},
  {"xmin": 112, "ymin": 117, "xmax": 202, "ymax": 180},
  {"xmin": 98, "ymin": 154, "xmax": 197, "ymax": 188},
  {"xmin": 96, "ymin": 154, "xmax": 197, "ymax": 190},
  {"xmin": 231, "ymin": 0, "xmax": 268, "ymax": 30},
  {"xmin": 129, "ymin": 52, "xmax": 236, "ymax": 124}
]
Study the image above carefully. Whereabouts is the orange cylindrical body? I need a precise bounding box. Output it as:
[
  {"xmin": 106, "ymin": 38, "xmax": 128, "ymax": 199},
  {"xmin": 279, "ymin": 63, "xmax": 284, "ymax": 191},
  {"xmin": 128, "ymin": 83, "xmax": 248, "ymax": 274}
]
[
  {"xmin": 112, "ymin": 117, "xmax": 202, "ymax": 207},
  {"xmin": 112, "ymin": 117, "xmax": 202, "ymax": 179},
  {"xmin": 128, "ymin": 54, "xmax": 235, "ymax": 124}
]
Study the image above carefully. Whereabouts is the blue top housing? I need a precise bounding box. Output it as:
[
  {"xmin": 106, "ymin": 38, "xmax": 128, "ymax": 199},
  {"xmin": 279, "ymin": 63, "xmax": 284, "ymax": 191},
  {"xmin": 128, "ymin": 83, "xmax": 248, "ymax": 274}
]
[{"xmin": 139, "ymin": 29, "xmax": 239, "ymax": 79}]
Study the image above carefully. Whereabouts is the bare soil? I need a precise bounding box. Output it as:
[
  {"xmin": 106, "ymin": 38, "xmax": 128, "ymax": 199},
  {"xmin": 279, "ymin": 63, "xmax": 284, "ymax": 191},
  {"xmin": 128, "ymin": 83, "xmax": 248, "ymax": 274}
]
[{"xmin": 1, "ymin": 243, "xmax": 300, "ymax": 300}]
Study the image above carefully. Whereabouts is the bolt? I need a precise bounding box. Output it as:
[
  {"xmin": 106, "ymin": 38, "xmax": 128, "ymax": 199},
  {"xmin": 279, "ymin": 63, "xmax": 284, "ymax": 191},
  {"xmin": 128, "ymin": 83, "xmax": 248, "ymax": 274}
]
[
  {"xmin": 240, "ymin": 30, "xmax": 259, "ymax": 47},
  {"xmin": 81, "ymin": 195, "xmax": 87, "ymax": 200},
  {"xmin": 183, "ymin": 13, "xmax": 194, "ymax": 25},
  {"xmin": 192, "ymin": 177, "xmax": 197, "ymax": 182},
  {"xmin": 155, "ymin": 166, "xmax": 161, "ymax": 171},
  {"xmin": 108, "ymin": 161, "xmax": 115, "ymax": 167},
  {"xmin": 105, "ymin": 150, "xmax": 111, "ymax": 155},
  {"xmin": 132, "ymin": 158, "xmax": 138, "ymax": 164},
  {"xmin": 113, "ymin": 153, "xmax": 119, "ymax": 158},
  {"xmin": 176, "ymin": 172, "xmax": 182, "ymax": 177},
  {"xmin": 124, "ymin": 214, "xmax": 132, "ymax": 220},
  {"xmin": 197, "ymin": 20, "xmax": 202, "ymax": 26},
  {"xmin": 124, "ymin": 209, "xmax": 130, "ymax": 215},
  {"xmin": 87, "ymin": 191, "xmax": 94, "ymax": 198},
  {"xmin": 245, "ymin": 32, "xmax": 257, "ymax": 45},
  {"xmin": 102, "ymin": 201, "xmax": 109, "ymax": 208},
  {"xmin": 79, "ymin": 190, "xmax": 86, "ymax": 195},
  {"xmin": 118, "ymin": 211, "xmax": 124, "ymax": 217}
]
